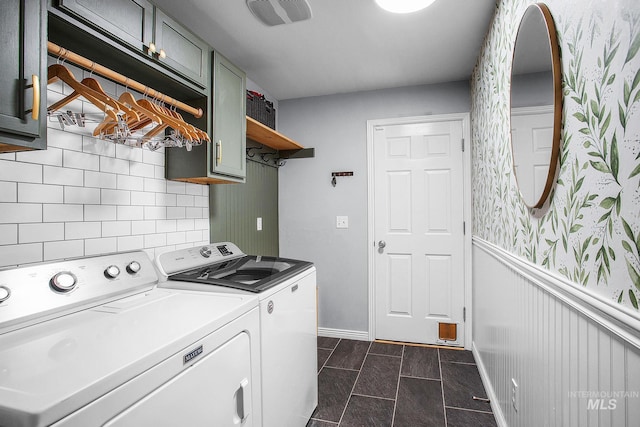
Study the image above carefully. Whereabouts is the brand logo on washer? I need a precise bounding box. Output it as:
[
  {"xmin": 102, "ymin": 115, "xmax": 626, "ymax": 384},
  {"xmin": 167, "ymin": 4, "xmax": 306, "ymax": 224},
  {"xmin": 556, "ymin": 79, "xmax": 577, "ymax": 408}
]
[
  {"xmin": 267, "ymin": 300, "xmax": 274, "ymax": 314},
  {"xmin": 183, "ymin": 345, "xmax": 203, "ymax": 364}
]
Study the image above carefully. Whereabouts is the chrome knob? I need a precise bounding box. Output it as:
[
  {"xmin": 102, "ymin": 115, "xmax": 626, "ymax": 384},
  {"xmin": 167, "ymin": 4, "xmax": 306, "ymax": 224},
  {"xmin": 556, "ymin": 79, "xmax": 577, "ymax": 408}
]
[
  {"xmin": 378, "ymin": 240, "xmax": 386, "ymax": 249},
  {"xmin": 104, "ymin": 265, "xmax": 121, "ymax": 279},
  {"xmin": 0, "ymin": 285, "xmax": 11, "ymax": 303},
  {"xmin": 50, "ymin": 272, "xmax": 78, "ymax": 293},
  {"xmin": 200, "ymin": 247, "xmax": 212, "ymax": 258},
  {"xmin": 126, "ymin": 261, "xmax": 141, "ymax": 275}
]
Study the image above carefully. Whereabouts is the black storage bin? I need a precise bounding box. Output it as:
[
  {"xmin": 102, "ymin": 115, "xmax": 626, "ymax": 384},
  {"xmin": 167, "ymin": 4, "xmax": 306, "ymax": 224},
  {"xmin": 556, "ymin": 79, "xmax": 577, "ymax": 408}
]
[{"xmin": 246, "ymin": 90, "xmax": 276, "ymax": 129}]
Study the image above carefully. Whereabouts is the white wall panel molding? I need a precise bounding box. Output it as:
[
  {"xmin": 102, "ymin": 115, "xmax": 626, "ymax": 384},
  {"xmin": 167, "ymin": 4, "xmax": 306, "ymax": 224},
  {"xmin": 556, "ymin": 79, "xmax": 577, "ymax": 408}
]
[
  {"xmin": 473, "ymin": 237, "xmax": 640, "ymax": 350},
  {"xmin": 317, "ymin": 327, "xmax": 369, "ymax": 342}
]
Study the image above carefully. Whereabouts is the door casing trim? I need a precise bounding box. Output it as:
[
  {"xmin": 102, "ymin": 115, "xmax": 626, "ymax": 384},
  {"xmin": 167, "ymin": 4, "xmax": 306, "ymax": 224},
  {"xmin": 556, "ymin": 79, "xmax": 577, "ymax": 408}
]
[{"xmin": 366, "ymin": 113, "xmax": 472, "ymax": 349}]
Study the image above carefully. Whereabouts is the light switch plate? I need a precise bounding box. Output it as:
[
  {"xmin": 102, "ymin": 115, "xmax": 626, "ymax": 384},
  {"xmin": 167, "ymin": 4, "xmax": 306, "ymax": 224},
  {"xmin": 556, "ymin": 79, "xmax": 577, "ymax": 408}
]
[
  {"xmin": 257, "ymin": 217, "xmax": 262, "ymax": 231},
  {"xmin": 336, "ymin": 216, "xmax": 348, "ymax": 229}
]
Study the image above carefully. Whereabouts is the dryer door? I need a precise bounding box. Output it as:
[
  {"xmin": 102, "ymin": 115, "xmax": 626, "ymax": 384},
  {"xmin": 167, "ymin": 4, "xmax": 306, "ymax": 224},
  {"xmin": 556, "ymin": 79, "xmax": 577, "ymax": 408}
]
[{"xmin": 105, "ymin": 331, "xmax": 253, "ymax": 426}]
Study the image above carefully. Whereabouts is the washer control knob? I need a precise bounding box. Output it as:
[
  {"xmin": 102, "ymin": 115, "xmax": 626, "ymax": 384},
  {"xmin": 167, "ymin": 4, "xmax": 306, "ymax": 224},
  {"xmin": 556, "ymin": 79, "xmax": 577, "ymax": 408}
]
[
  {"xmin": 200, "ymin": 247, "xmax": 212, "ymax": 258},
  {"xmin": 104, "ymin": 265, "xmax": 121, "ymax": 279},
  {"xmin": 0, "ymin": 285, "xmax": 11, "ymax": 303},
  {"xmin": 50, "ymin": 272, "xmax": 78, "ymax": 293},
  {"xmin": 126, "ymin": 261, "xmax": 141, "ymax": 275}
]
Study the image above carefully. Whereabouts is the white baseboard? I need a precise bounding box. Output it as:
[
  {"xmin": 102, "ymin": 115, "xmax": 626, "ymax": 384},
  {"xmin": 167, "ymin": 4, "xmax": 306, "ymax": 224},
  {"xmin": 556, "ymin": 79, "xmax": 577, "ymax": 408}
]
[
  {"xmin": 317, "ymin": 327, "xmax": 369, "ymax": 341},
  {"xmin": 473, "ymin": 341, "xmax": 508, "ymax": 427}
]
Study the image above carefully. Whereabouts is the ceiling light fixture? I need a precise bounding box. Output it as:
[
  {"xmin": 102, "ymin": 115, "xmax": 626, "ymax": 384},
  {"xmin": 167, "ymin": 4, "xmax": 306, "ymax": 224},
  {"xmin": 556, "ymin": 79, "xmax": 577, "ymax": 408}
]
[{"xmin": 375, "ymin": 0, "xmax": 436, "ymax": 14}]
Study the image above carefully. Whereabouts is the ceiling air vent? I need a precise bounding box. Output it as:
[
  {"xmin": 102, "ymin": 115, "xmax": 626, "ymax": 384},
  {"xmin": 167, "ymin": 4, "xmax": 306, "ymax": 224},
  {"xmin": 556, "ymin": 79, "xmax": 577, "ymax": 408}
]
[{"xmin": 246, "ymin": 0, "xmax": 313, "ymax": 26}]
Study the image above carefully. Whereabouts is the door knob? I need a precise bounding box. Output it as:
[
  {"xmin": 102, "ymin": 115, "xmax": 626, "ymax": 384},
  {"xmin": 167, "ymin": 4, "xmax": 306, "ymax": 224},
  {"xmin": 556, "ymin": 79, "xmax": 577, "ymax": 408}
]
[{"xmin": 378, "ymin": 240, "xmax": 386, "ymax": 249}]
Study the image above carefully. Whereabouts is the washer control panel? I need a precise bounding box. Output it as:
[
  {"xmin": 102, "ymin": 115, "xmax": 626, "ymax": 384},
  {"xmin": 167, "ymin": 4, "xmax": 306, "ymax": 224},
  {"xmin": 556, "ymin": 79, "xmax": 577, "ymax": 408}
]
[
  {"xmin": 156, "ymin": 242, "xmax": 243, "ymax": 276},
  {"xmin": 0, "ymin": 251, "xmax": 157, "ymax": 334}
]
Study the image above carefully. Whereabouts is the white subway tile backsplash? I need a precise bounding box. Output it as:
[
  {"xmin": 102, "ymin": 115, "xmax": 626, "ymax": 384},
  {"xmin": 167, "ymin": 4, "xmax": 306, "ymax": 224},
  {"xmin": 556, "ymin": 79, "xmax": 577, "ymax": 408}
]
[
  {"xmin": 115, "ymin": 144, "xmax": 143, "ymax": 163},
  {"xmin": 44, "ymin": 165, "xmax": 84, "ymax": 186},
  {"xmin": 129, "ymin": 162, "xmax": 155, "ymax": 178},
  {"xmin": 142, "ymin": 149, "xmax": 164, "ymax": 166},
  {"xmin": 65, "ymin": 222, "xmax": 102, "ymax": 240},
  {"xmin": 155, "ymin": 193, "xmax": 177, "ymax": 207},
  {"xmin": 0, "ymin": 225, "xmax": 18, "ymax": 245},
  {"xmin": 63, "ymin": 150, "xmax": 100, "ymax": 171},
  {"xmin": 117, "ymin": 235, "xmax": 144, "ymax": 252},
  {"xmin": 117, "ymin": 174, "xmax": 144, "ymax": 191},
  {"xmin": 100, "ymin": 156, "xmax": 129, "ymax": 175},
  {"xmin": 47, "ymin": 127, "xmax": 83, "ymax": 151},
  {"xmin": 144, "ymin": 206, "xmax": 166, "ymax": 220},
  {"xmin": 0, "ymin": 182, "xmax": 17, "ymax": 202},
  {"xmin": 44, "ymin": 240, "xmax": 84, "ymax": 261},
  {"xmin": 167, "ymin": 207, "xmax": 186, "ymax": 219},
  {"xmin": 117, "ymin": 206, "xmax": 144, "ymax": 221},
  {"xmin": 143, "ymin": 177, "xmax": 166, "ymax": 193},
  {"xmin": 166, "ymin": 231, "xmax": 186, "ymax": 245},
  {"xmin": 176, "ymin": 195, "xmax": 194, "ymax": 207},
  {"xmin": 44, "ymin": 204, "xmax": 83, "ymax": 222},
  {"xmin": 65, "ymin": 186, "xmax": 101, "ymax": 204},
  {"xmin": 16, "ymin": 147, "xmax": 63, "ymax": 167},
  {"xmin": 83, "ymin": 136, "xmax": 116, "ymax": 157},
  {"xmin": 176, "ymin": 219, "xmax": 195, "ymax": 231},
  {"xmin": 101, "ymin": 189, "xmax": 131, "ymax": 205},
  {"xmin": 131, "ymin": 220, "xmax": 156, "ymax": 235},
  {"xmin": 186, "ymin": 207, "xmax": 204, "ymax": 219},
  {"xmin": 19, "ymin": 223, "xmax": 64, "ymax": 243},
  {"xmin": 0, "ymin": 203, "xmax": 42, "ymax": 223},
  {"xmin": 0, "ymin": 86, "xmax": 209, "ymax": 268},
  {"xmin": 18, "ymin": 183, "xmax": 64, "ymax": 204},
  {"xmin": 102, "ymin": 221, "xmax": 131, "ymax": 237},
  {"xmin": 85, "ymin": 205, "xmax": 117, "ymax": 221},
  {"xmin": 0, "ymin": 160, "xmax": 42, "ymax": 183},
  {"xmin": 84, "ymin": 171, "xmax": 117, "ymax": 189},
  {"xmin": 156, "ymin": 220, "xmax": 177, "ymax": 233},
  {"xmin": 144, "ymin": 233, "xmax": 167, "ymax": 248},
  {"xmin": 166, "ymin": 180, "xmax": 186, "ymax": 194},
  {"xmin": 130, "ymin": 191, "xmax": 155, "ymax": 206},
  {"xmin": 0, "ymin": 243, "xmax": 42, "ymax": 266},
  {"xmin": 84, "ymin": 237, "xmax": 117, "ymax": 256}
]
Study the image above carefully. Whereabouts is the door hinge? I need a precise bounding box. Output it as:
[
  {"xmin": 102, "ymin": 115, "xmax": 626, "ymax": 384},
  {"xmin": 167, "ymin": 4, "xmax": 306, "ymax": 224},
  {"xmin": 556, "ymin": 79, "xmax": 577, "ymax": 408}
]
[
  {"xmin": 463, "ymin": 307, "xmax": 466, "ymax": 322},
  {"xmin": 461, "ymin": 138, "xmax": 465, "ymax": 152}
]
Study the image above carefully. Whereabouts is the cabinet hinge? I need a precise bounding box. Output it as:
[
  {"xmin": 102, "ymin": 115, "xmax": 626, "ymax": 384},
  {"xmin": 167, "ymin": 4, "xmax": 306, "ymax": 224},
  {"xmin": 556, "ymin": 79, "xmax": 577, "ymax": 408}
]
[
  {"xmin": 461, "ymin": 138, "xmax": 465, "ymax": 152},
  {"xmin": 463, "ymin": 307, "xmax": 466, "ymax": 322}
]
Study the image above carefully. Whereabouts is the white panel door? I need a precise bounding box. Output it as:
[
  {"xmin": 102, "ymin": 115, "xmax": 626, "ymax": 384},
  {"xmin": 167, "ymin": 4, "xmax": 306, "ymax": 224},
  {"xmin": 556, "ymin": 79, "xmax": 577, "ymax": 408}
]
[
  {"xmin": 510, "ymin": 106, "xmax": 554, "ymax": 203},
  {"xmin": 374, "ymin": 119, "xmax": 464, "ymax": 345}
]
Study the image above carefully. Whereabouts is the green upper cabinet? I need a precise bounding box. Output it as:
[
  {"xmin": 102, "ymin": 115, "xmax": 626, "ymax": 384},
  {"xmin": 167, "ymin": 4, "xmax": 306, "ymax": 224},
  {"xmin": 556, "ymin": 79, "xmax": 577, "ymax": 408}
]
[
  {"xmin": 211, "ymin": 51, "xmax": 246, "ymax": 179},
  {"xmin": 0, "ymin": 0, "xmax": 47, "ymax": 152},
  {"xmin": 154, "ymin": 9, "xmax": 209, "ymax": 88},
  {"xmin": 55, "ymin": 0, "xmax": 209, "ymax": 88},
  {"xmin": 57, "ymin": 0, "xmax": 154, "ymax": 50}
]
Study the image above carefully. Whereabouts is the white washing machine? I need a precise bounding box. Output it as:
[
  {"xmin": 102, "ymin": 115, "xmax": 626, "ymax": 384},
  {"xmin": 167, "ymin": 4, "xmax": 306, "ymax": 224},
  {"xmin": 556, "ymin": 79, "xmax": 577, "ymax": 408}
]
[
  {"xmin": 155, "ymin": 242, "xmax": 318, "ymax": 427},
  {"xmin": 0, "ymin": 251, "xmax": 260, "ymax": 427}
]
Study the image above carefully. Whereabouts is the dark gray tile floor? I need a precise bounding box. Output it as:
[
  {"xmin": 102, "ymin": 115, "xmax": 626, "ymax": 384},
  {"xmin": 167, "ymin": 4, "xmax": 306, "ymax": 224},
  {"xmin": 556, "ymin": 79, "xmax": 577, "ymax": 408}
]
[{"xmin": 308, "ymin": 337, "xmax": 497, "ymax": 427}]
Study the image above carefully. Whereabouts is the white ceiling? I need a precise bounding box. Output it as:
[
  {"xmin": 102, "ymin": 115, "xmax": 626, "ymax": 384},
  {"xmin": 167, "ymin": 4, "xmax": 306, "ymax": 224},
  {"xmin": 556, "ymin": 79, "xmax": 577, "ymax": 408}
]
[{"xmin": 152, "ymin": 0, "xmax": 496, "ymax": 101}]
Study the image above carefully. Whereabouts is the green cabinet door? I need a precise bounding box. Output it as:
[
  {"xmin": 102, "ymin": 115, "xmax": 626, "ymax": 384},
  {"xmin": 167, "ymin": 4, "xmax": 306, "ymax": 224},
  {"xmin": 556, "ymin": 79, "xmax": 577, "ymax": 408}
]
[
  {"xmin": 57, "ymin": 0, "xmax": 154, "ymax": 50},
  {"xmin": 0, "ymin": 0, "xmax": 47, "ymax": 152},
  {"xmin": 154, "ymin": 9, "xmax": 209, "ymax": 87},
  {"xmin": 211, "ymin": 51, "xmax": 246, "ymax": 179}
]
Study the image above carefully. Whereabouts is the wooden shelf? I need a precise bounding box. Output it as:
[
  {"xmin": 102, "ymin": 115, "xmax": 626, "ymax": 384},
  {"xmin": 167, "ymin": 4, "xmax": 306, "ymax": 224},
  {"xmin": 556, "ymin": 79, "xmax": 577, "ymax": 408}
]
[{"xmin": 246, "ymin": 116, "xmax": 304, "ymax": 151}]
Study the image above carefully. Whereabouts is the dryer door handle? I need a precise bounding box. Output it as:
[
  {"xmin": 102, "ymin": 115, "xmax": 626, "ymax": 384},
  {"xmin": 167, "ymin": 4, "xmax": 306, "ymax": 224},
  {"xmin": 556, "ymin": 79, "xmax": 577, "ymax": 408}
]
[{"xmin": 236, "ymin": 378, "xmax": 250, "ymax": 421}]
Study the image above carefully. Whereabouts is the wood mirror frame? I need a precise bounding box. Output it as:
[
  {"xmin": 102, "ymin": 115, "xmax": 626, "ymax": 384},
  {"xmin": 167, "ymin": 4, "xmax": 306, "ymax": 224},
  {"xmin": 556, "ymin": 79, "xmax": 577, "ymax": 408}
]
[{"xmin": 510, "ymin": 3, "xmax": 562, "ymax": 208}]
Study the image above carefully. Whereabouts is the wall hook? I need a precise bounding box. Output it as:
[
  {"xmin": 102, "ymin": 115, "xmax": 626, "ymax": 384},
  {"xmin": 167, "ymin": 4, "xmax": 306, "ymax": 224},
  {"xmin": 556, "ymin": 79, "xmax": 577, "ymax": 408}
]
[{"xmin": 331, "ymin": 171, "xmax": 353, "ymax": 187}]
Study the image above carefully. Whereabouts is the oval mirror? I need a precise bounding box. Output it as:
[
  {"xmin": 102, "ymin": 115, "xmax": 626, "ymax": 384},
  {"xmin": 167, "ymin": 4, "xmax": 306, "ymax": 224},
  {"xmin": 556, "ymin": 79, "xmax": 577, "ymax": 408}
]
[{"xmin": 510, "ymin": 3, "xmax": 562, "ymax": 208}]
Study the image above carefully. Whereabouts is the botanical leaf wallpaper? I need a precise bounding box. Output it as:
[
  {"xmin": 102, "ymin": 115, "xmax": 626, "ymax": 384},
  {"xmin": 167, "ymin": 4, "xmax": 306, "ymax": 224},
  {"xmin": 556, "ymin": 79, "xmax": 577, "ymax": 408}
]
[{"xmin": 471, "ymin": 0, "xmax": 640, "ymax": 311}]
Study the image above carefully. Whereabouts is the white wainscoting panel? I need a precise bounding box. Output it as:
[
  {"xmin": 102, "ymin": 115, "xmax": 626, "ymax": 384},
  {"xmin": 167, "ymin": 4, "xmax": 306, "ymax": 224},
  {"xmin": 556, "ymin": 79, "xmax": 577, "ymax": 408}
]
[{"xmin": 473, "ymin": 237, "xmax": 640, "ymax": 427}]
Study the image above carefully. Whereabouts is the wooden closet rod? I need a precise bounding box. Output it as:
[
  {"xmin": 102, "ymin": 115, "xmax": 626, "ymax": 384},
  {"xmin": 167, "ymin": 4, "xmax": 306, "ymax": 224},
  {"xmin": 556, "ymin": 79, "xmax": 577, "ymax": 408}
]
[{"xmin": 47, "ymin": 41, "xmax": 203, "ymax": 119}]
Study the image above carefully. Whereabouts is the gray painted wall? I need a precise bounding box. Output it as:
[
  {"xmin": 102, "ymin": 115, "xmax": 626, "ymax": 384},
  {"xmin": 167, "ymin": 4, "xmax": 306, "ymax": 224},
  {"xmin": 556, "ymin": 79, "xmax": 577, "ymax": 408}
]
[{"xmin": 278, "ymin": 82, "xmax": 470, "ymax": 333}]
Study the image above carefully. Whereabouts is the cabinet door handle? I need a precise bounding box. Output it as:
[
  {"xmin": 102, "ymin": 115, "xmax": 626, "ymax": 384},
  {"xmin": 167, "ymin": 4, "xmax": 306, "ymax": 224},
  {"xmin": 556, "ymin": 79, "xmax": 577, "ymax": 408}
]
[
  {"xmin": 216, "ymin": 140, "xmax": 223, "ymax": 164},
  {"xmin": 31, "ymin": 75, "xmax": 40, "ymax": 120},
  {"xmin": 236, "ymin": 378, "xmax": 250, "ymax": 421}
]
